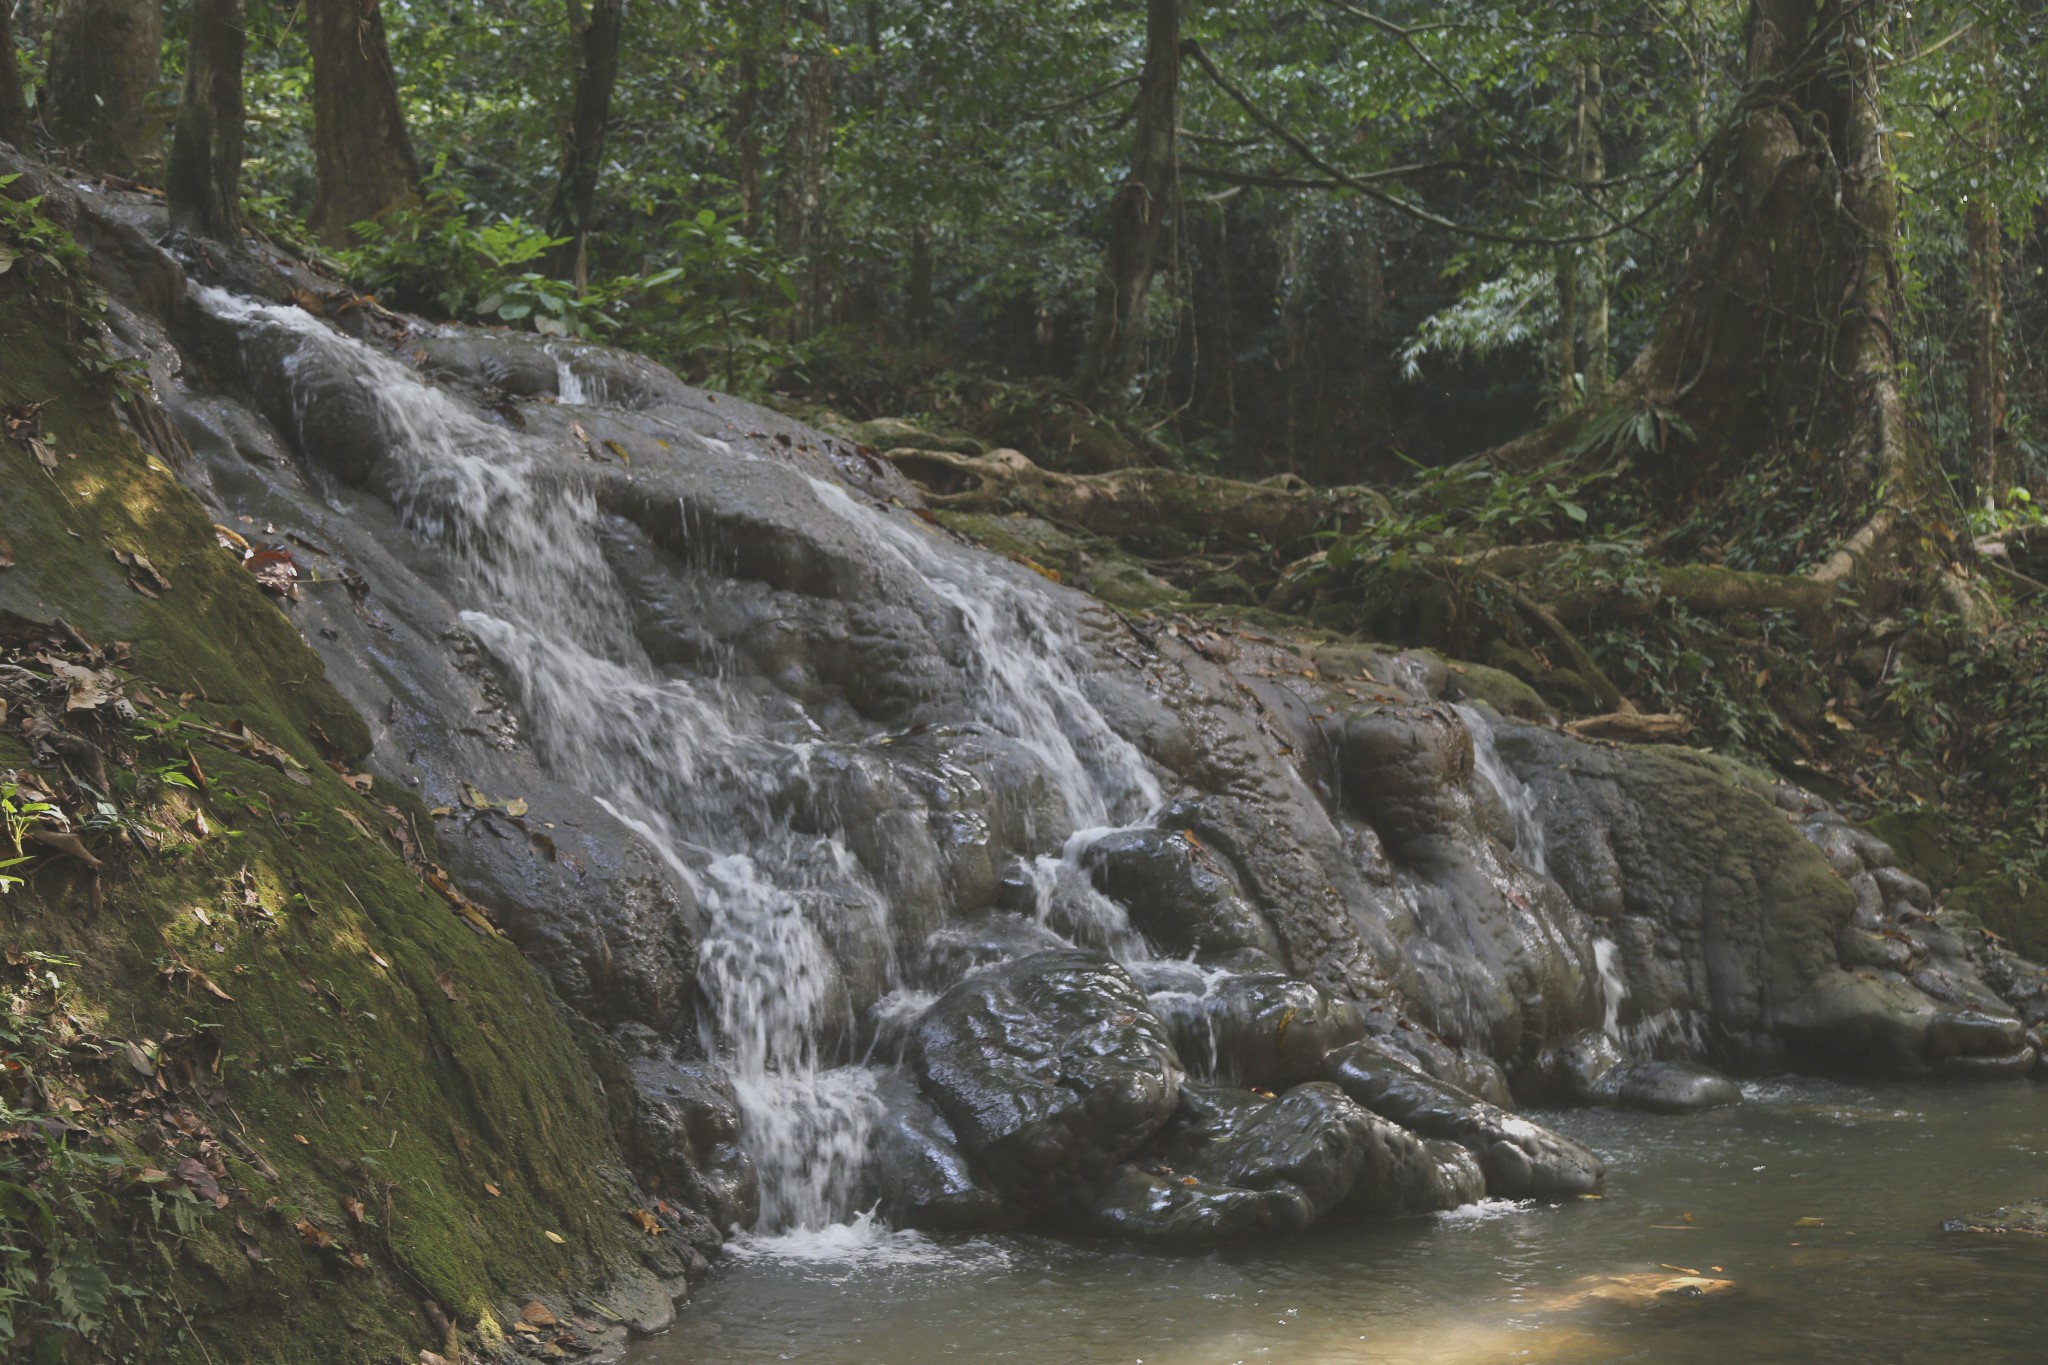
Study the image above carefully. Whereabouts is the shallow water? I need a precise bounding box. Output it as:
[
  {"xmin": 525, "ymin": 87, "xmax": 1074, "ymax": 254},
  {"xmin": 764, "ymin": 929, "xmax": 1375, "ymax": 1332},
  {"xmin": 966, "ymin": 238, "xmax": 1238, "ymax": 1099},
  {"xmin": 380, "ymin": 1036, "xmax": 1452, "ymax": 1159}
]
[{"xmin": 635, "ymin": 1077, "xmax": 2048, "ymax": 1365}]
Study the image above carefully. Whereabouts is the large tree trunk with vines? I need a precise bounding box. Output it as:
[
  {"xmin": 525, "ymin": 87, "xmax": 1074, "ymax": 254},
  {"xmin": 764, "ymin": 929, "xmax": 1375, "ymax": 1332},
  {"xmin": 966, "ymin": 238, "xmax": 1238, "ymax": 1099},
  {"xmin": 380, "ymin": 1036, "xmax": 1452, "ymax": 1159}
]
[
  {"xmin": 47, "ymin": 0, "xmax": 161, "ymax": 175},
  {"xmin": 544, "ymin": 0, "xmax": 624, "ymax": 288},
  {"xmin": 308, "ymin": 0, "xmax": 422, "ymax": 246},
  {"xmin": 1504, "ymin": 0, "xmax": 1915, "ymax": 588},
  {"xmin": 1075, "ymin": 0, "xmax": 1180, "ymax": 400},
  {"xmin": 167, "ymin": 0, "xmax": 245, "ymax": 241}
]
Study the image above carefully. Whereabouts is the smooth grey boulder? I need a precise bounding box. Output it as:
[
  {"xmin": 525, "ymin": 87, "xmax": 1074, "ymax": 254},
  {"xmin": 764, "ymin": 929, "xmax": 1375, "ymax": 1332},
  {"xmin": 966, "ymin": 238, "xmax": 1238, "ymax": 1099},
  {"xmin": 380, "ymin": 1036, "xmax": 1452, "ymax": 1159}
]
[
  {"xmin": 911, "ymin": 950, "xmax": 1182, "ymax": 1212},
  {"xmin": 1085, "ymin": 1078, "xmax": 1475, "ymax": 1244},
  {"xmin": 1322, "ymin": 1038, "xmax": 1603, "ymax": 1198}
]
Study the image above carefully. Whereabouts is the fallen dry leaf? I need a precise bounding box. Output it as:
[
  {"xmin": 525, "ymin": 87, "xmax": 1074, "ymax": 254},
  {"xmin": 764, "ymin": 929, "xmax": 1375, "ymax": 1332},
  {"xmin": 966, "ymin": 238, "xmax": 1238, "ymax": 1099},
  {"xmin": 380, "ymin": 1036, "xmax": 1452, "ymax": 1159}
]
[
  {"xmin": 629, "ymin": 1207, "xmax": 664, "ymax": 1236},
  {"xmin": 293, "ymin": 1133, "xmax": 310, "ymax": 1145},
  {"xmin": 520, "ymin": 1301, "xmax": 558, "ymax": 1328},
  {"xmin": 26, "ymin": 828, "xmax": 102, "ymax": 869},
  {"xmin": 246, "ymin": 547, "xmax": 300, "ymax": 600},
  {"xmin": 504, "ymin": 797, "xmax": 529, "ymax": 818},
  {"xmin": 435, "ymin": 970, "xmax": 457, "ymax": 1000},
  {"xmin": 294, "ymin": 1217, "xmax": 334, "ymax": 1249},
  {"xmin": 342, "ymin": 1196, "xmax": 367, "ymax": 1224},
  {"xmin": 543, "ymin": 1230, "xmax": 566, "ymax": 1245}
]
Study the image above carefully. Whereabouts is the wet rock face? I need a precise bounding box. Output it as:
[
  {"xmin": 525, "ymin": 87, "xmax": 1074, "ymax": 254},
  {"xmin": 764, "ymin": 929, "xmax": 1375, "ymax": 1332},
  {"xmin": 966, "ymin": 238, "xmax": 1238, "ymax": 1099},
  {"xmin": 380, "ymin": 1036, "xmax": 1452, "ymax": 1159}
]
[
  {"xmin": 865, "ymin": 1075, "xmax": 1009, "ymax": 1234},
  {"xmin": 1080, "ymin": 826, "xmax": 1283, "ymax": 964},
  {"xmin": 112, "ymin": 214, "xmax": 2048, "ymax": 1262},
  {"xmin": 1135, "ymin": 963, "xmax": 1365, "ymax": 1088}
]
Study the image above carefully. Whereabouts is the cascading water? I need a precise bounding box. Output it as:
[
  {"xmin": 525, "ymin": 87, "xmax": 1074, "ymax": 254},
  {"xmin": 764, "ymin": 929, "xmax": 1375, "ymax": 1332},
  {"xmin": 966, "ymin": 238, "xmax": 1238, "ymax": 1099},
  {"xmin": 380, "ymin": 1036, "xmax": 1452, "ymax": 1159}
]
[
  {"xmin": 197, "ymin": 286, "xmax": 1173, "ymax": 1235},
  {"xmin": 1462, "ymin": 703, "xmax": 1627, "ymax": 1042}
]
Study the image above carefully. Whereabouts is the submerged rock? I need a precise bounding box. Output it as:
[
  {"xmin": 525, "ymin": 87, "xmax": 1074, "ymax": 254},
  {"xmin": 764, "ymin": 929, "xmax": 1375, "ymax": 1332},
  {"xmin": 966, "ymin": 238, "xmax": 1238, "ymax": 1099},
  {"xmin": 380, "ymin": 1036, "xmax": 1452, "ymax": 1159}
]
[
  {"xmin": 1540, "ymin": 1032, "xmax": 1742, "ymax": 1114},
  {"xmin": 1943, "ymin": 1199, "xmax": 2048, "ymax": 1238}
]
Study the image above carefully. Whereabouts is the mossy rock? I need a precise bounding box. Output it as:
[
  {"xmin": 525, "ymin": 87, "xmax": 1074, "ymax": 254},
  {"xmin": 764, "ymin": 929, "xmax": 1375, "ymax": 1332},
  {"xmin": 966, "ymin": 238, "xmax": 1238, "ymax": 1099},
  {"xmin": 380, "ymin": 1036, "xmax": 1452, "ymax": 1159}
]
[
  {"xmin": 0, "ymin": 271, "xmax": 671, "ymax": 1362},
  {"xmin": 1864, "ymin": 809, "xmax": 2048, "ymax": 963},
  {"xmin": 1447, "ymin": 661, "xmax": 1551, "ymax": 722}
]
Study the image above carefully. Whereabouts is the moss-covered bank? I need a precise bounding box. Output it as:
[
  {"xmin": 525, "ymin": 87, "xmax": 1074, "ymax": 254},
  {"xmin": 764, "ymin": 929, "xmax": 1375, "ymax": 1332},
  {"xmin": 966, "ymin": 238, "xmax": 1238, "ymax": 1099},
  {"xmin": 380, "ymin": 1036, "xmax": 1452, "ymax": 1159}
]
[{"xmin": 0, "ymin": 264, "xmax": 674, "ymax": 1360}]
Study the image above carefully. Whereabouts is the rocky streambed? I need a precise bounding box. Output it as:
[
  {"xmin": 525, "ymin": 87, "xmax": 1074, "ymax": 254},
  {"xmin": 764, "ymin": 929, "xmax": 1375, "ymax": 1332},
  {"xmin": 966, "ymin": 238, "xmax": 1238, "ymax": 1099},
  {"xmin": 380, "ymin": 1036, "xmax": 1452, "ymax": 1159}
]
[{"xmin": 28, "ymin": 158, "xmax": 2048, "ymax": 1347}]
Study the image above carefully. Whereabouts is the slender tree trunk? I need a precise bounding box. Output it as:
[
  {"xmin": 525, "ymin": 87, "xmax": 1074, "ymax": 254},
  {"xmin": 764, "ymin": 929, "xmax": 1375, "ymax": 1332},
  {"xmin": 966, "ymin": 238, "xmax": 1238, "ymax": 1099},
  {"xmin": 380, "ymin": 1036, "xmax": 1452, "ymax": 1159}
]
[
  {"xmin": 1579, "ymin": 57, "xmax": 1610, "ymax": 397},
  {"xmin": 307, "ymin": 0, "xmax": 421, "ymax": 245},
  {"xmin": 1076, "ymin": 0, "xmax": 1180, "ymax": 400},
  {"xmin": 0, "ymin": 0, "xmax": 29, "ymax": 148},
  {"xmin": 47, "ymin": 0, "xmax": 161, "ymax": 175},
  {"xmin": 167, "ymin": 0, "xmax": 245, "ymax": 240},
  {"xmin": 1964, "ymin": 26, "xmax": 2003, "ymax": 508},
  {"xmin": 730, "ymin": 47, "xmax": 764, "ymax": 237},
  {"xmin": 543, "ymin": 0, "xmax": 624, "ymax": 288},
  {"xmin": 907, "ymin": 223, "xmax": 933, "ymax": 339},
  {"xmin": 776, "ymin": 0, "xmax": 833, "ymax": 341},
  {"xmin": 1554, "ymin": 245, "xmax": 1578, "ymax": 413}
]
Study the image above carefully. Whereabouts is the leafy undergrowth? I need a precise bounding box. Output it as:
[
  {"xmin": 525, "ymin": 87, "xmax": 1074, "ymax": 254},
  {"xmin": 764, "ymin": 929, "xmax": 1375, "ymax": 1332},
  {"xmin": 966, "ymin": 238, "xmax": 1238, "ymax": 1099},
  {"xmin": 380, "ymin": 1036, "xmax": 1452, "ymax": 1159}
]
[{"xmin": 0, "ymin": 258, "xmax": 676, "ymax": 1362}]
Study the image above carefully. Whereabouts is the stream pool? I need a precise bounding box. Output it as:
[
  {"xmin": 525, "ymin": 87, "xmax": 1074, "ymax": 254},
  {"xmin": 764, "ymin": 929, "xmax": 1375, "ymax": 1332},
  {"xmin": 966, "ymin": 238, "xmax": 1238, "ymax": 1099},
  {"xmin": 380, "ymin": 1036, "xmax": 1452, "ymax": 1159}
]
[{"xmin": 633, "ymin": 1076, "xmax": 2048, "ymax": 1364}]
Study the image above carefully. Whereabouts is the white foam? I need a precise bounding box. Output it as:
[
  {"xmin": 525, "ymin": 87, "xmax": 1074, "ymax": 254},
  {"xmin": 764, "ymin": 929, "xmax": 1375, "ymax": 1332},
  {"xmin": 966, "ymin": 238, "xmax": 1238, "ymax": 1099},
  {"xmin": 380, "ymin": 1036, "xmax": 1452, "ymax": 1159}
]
[
  {"xmin": 726, "ymin": 1209, "xmax": 1012, "ymax": 1275},
  {"xmin": 1436, "ymin": 1198, "xmax": 1539, "ymax": 1226}
]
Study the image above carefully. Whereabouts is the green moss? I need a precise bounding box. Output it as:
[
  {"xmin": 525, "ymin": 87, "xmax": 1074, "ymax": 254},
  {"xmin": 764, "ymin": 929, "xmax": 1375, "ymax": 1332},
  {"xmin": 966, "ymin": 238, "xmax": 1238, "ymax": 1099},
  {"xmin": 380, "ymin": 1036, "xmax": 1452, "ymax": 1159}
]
[{"xmin": 0, "ymin": 275, "xmax": 662, "ymax": 1362}]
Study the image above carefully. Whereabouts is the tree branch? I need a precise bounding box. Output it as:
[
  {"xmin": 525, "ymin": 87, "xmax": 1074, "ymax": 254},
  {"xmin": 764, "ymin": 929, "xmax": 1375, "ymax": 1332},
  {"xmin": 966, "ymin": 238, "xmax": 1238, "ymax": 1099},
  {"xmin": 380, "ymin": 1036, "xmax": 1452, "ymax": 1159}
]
[{"xmin": 1183, "ymin": 41, "xmax": 1697, "ymax": 248}]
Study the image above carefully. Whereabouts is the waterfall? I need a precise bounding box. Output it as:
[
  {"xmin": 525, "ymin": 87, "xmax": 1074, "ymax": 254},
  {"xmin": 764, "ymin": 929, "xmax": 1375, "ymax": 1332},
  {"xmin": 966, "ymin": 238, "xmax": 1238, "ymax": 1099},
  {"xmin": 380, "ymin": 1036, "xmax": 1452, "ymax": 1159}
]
[
  {"xmin": 1460, "ymin": 704, "xmax": 1635, "ymax": 1045},
  {"xmin": 1459, "ymin": 703, "xmax": 1547, "ymax": 876},
  {"xmin": 195, "ymin": 287, "xmax": 1167, "ymax": 1234}
]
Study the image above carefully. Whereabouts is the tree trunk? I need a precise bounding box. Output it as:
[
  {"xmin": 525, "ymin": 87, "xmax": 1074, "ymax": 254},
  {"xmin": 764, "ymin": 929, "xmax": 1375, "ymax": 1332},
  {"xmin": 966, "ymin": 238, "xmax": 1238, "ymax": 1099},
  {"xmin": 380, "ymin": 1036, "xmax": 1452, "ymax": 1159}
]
[
  {"xmin": 1964, "ymin": 25, "xmax": 2003, "ymax": 508},
  {"xmin": 1579, "ymin": 57, "xmax": 1610, "ymax": 397},
  {"xmin": 543, "ymin": 0, "xmax": 624, "ymax": 288},
  {"xmin": 0, "ymin": 0, "xmax": 29, "ymax": 149},
  {"xmin": 776, "ymin": 0, "xmax": 833, "ymax": 341},
  {"xmin": 1966, "ymin": 195, "xmax": 2003, "ymax": 508},
  {"xmin": 1553, "ymin": 244, "xmax": 1578, "ymax": 414},
  {"xmin": 907, "ymin": 223, "xmax": 933, "ymax": 339},
  {"xmin": 307, "ymin": 0, "xmax": 421, "ymax": 245},
  {"xmin": 1076, "ymin": 0, "xmax": 1180, "ymax": 400},
  {"xmin": 730, "ymin": 46, "xmax": 765, "ymax": 237},
  {"xmin": 47, "ymin": 0, "xmax": 161, "ymax": 175},
  {"xmin": 167, "ymin": 0, "xmax": 245, "ymax": 240}
]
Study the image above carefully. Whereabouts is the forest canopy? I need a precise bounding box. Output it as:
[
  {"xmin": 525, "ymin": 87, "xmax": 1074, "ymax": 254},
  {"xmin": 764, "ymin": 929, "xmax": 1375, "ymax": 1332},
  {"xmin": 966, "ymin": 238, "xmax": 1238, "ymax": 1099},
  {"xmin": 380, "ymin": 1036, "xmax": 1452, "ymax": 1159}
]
[{"xmin": 7, "ymin": 0, "xmax": 2048, "ymax": 893}]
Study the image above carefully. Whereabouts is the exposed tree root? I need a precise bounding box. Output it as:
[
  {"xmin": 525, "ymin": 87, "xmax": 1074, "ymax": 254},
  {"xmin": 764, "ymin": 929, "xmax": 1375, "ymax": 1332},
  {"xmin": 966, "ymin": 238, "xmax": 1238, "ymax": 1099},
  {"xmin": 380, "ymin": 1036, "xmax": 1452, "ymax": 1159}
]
[{"xmin": 884, "ymin": 445, "xmax": 1384, "ymax": 553}]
